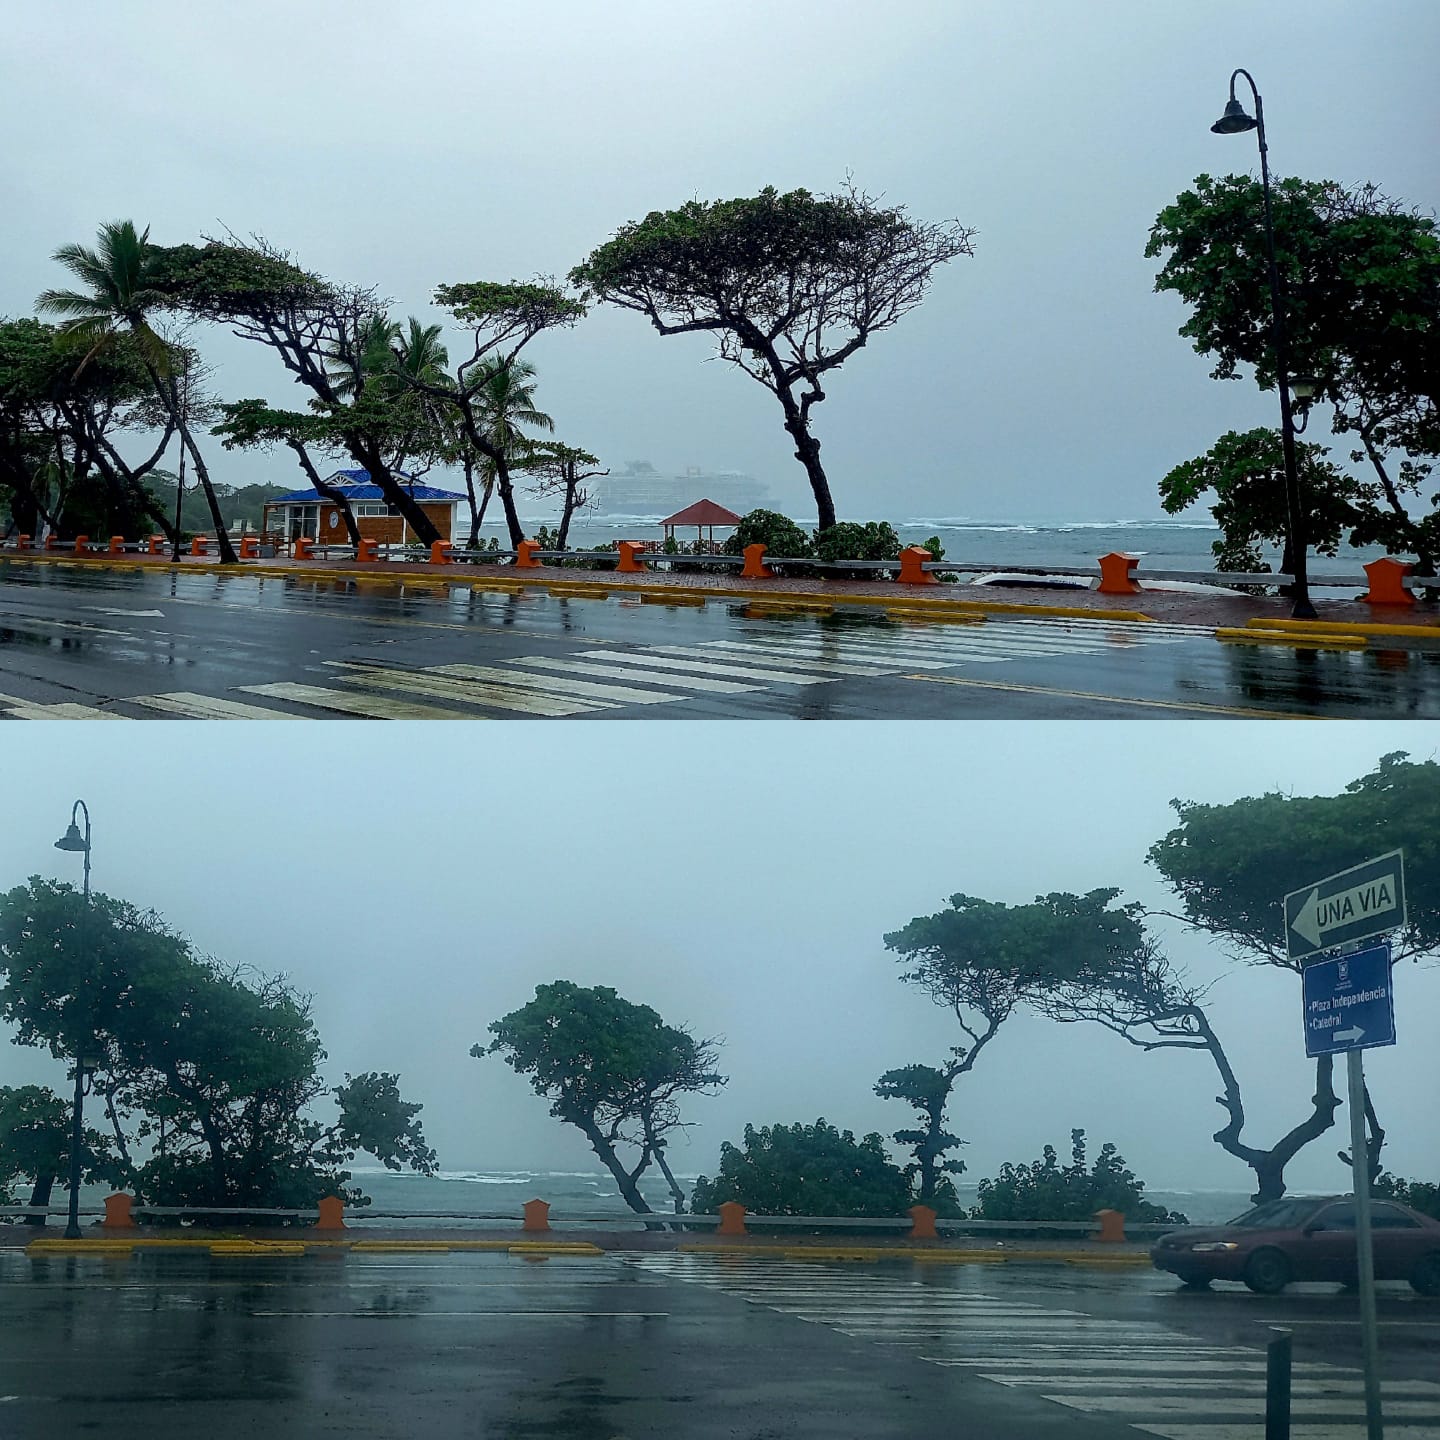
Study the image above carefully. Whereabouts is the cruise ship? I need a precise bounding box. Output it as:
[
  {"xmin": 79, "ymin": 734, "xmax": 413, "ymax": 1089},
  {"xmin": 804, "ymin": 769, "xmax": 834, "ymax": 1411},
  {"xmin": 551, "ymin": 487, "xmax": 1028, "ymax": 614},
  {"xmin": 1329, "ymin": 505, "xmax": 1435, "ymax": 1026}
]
[{"xmin": 588, "ymin": 462, "xmax": 768, "ymax": 517}]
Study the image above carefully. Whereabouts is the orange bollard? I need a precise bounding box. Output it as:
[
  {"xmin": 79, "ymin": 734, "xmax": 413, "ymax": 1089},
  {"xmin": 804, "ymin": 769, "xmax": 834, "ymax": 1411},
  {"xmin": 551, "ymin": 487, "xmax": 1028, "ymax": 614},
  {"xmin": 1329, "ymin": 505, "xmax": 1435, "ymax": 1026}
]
[
  {"xmin": 1362, "ymin": 556, "xmax": 1415, "ymax": 607},
  {"xmin": 73, "ymin": 534, "xmax": 90, "ymax": 555},
  {"xmin": 108, "ymin": 536, "xmax": 125, "ymax": 555},
  {"xmin": 44, "ymin": 533, "xmax": 60, "ymax": 551},
  {"xmin": 515, "ymin": 538, "xmax": 542, "ymax": 568},
  {"xmin": 315, "ymin": 1195, "xmax": 346, "ymax": 1232},
  {"xmin": 239, "ymin": 535, "xmax": 260, "ymax": 559},
  {"xmin": 716, "ymin": 1201, "xmax": 747, "ymax": 1236},
  {"xmin": 1094, "ymin": 1208, "xmax": 1126, "ymax": 1243},
  {"xmin": 897, "ymin": 546, "xmax": 937, "ymax": 585},
  {"xmin": 103, "ymin": 1193, "xmax": 137, "ymax": 1230},
  {"xmin": 147, "ymin": 535, "xmax": 165, "ymax": 555},
  {"xmin": 1097, "ymin": 551, "xmax": 1142, "ymax": 595},
  {"xmin": 741, "ymin": 543, "xmax": 774, "ymax": 579},
  {"xmin": 617, "ymin": 540, "xmax": 648, "ymax": 573},
  {"xmin": 190, "ymin": 535, "xmax": 209, "ymax": 557},
  {"xmin": 294, "ymin": 536, "xmax": 315, "ymax": 560},
  {"xmin": 522, "ymin": 1199, "xmax": 552, "ymax": 1233},
  {"xmin": 355, "ymin": 536, "xmax": 379, "ymax": 563},
  {"xmin": 16, "ymin": 534, "xmax": 31, "ymax": 550},
  {"xmin": 429, "ymin": 540, "xmax": 452, "ymax": 565},
  {"xmin": 908, "ymin": 1204, "xmax": 939, "ymax": 1240}
]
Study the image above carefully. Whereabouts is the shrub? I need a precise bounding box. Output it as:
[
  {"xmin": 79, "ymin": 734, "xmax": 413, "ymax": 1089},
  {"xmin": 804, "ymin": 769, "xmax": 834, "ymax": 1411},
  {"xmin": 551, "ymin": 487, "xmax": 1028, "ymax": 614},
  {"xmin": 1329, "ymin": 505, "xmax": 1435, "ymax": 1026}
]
[
  {"xmin": 1374, "ymin": 1173, "xmax": 1440, "ymax": 1221},
  {"xmin": 973, "ymin": 1128, "xmax": 1188, "ymax": 1225},
  {"xmin": 722, "ymin": 508, "xmax": 813, "ymax": 560},
  {"xmin": 921, "ymin": 534, "xmax": 947, "ymax": 563},
  {"xmin": 814, "ymin": 521, "xmax": 902, "ymax": 578},
  {"xmin": 690, "ymin": 1118, "xmax": 912, "ymax": 1217}
]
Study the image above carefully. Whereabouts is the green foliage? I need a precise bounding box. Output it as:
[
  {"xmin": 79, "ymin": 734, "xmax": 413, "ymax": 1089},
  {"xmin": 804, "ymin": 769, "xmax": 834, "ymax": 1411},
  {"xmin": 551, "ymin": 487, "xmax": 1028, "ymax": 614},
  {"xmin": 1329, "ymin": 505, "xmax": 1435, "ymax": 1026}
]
[
  {"xmin": 1147, "ymin": 751, "xmax": 1440, "ymax": 969},
  {"xmin": 690, "ymin": 1119, "xmax": 912, "ymax": 1217},
  {"xmin": 141, "ymin": 469, "xmax": 283, "ymax": 535},
  {"xmin": 0, "ymin": 1085, "xmax": 121, "ymax": 1210},
  {"xmin": 874, "ymin": 1064, "xmax": 967, "ymax": 1214},
  {"xmin": 434, "ymin": 280, "xmax": 585, "ymax": 337},
  {"xmin": 974, "ymin": 1129, "xmax": 1188, "ymax": 1224},
  {"xmin": 921, "ymin": 534, "xmax": 946, "ymax": 563},
  {"xmin": 721, "ymin": 508, "xmax": 814, "ymax": 559},
  {"xmin": 148, "ymin": 240, "xmax": 334, "ymax": 320},
  {"xmin": 814, "ymin": 520, "xmax": 902, "ymax": 572},
  {"xmin": 1374, "ymin": 1173, "xmax": 1440, "ymax": 1221}
]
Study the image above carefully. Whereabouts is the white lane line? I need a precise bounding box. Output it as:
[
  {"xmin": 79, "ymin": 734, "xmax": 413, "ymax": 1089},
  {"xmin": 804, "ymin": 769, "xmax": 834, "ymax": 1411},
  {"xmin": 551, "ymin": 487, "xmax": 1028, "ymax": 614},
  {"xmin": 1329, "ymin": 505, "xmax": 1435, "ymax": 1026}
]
[
  {"xmin": 248, "ymin": 1310, "xmax": 670, "ymax": 1318},
  {"xmin": 582, "ymin": 649, "xmax": 836, "ymax": 685},
  {"xmin": 924, "ymin": 1359, "xmax": 1352, "ymax": 1373},
  {"xmin": 1136, "ymin": 1426, "xmax": 1440, "ymax": 1440},
  {"xmin": 1055, "ymin": 1395, "xmax": 1440, "ymax": 1418},
  {"xmin": 647, "ymin": 644, "xmax": 892, "ymax": 678},
  {"xmin": 432, "ymin": 663, "xmax": 689, "ymax": 706},
  {"xmin": 241, "ymin": 683, "xmax": 486, "ymax": 721},
  {"xmin": 509, "ymin": 656, "xmax": 761, "ymax": 694},
  {"xmin": 324, "ymin": 664, "xmax": 604, "ymax": 717},
  {"xmin": 732, "ymin": 635, "xmax": 1093, "ymax": 665},
  {"xmin": 986, "ymin": 1377, "xmax": 1440, "ymax": 1395},
  {"xmin": 0, "ymin": 693, "xmax": 126, "ymax": 719},
  {"xmin": 132, "ymin": 692, "xmax": 299, "ymax": 720},
  {"xmin": 85, "ymin": 607, "xmax": 165, "ymax": 617},
  {"xmin": 0, "ymin": 615, "xmax": 127, "ymax": 636}
]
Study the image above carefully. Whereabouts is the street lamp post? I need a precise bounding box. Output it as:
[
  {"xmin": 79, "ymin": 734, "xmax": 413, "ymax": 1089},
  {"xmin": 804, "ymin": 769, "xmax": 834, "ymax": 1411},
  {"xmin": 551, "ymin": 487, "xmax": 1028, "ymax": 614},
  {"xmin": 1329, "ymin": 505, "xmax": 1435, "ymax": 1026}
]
[
  {"xmin": 53, "ymin": 801, "xmax": 92, "ymax": 1241},
  {"xmin": 1211, "ymin": 68, "xmax": 1318, "ymax": 620}
]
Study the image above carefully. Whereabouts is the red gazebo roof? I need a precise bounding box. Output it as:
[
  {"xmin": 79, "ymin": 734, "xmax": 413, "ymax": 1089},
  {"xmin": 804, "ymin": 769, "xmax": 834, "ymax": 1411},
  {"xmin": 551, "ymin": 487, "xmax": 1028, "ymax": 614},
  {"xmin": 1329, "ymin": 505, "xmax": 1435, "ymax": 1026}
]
[{"xmin": 659, "ymin": 498, "xmax": 743, "ymax": 528}]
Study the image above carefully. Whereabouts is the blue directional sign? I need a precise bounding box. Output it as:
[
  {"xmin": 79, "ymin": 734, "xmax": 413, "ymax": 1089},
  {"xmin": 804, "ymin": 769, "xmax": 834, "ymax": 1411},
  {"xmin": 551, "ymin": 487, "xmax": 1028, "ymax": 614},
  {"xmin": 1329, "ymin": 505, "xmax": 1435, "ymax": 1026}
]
[{"xmin": 1302, "ymin": 941, "xmax": 1396, "ymax": 1058}]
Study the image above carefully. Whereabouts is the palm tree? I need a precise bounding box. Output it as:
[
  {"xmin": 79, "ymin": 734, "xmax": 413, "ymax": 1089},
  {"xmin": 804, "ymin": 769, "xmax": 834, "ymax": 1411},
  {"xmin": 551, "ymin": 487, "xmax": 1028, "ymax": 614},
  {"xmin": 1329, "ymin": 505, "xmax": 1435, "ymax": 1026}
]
[
  {"xmin": 467, "ymin": 358, "xmax": 553, "ymax": 547},
  {"xmin": 37, "ymin": 220, "xmax": 238, "ymax": 563}
]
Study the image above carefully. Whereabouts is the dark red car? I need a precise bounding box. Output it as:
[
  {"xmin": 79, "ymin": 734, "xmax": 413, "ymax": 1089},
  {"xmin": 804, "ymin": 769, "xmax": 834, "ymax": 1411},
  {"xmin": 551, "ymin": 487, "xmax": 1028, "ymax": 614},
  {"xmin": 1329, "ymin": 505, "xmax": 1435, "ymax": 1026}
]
[{"xmin": 1150, "ymin": 1195, "xmax": 1440, "ymax": 1295}]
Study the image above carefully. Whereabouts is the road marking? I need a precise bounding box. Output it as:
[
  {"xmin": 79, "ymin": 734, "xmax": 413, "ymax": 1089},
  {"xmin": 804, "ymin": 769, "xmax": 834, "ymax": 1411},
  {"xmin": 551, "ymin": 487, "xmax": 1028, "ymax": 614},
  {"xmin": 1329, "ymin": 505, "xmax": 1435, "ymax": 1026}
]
[
  {"xmin": 576, "ymin": 649, "xmax": 836, "ymax": 685},
  {"xmin": 987, "ymin": 1377, "xmax": 1440, "ymax": 1394},
  {"xmin": 1055, "ymin": 1395, "xmax": 1440, "ymax": 1418},
  {"xmin": 509, "ymin": 656, "xmax": 761, "ymax": 694},
  {"xmin": 0, "ymin": 693, "xmax": 126, "ymax": 719},
  {"xmin": 247, "ymin": 1310, "xmax": 670, "ymax": 1318},
  {"xmin": 131, "ymin": 692, "xmax": 299, "ymax": 720},
  {"xmin": 432, "ymin": 662, "xmax": 689, "ymax": 706},
  {"xmin": 1136, "ymin": 1427, "xmax": 1440, "ymax": 1440},
  {"xmin": 906, "ymin": 673, "xmax": 1327, "ymax": 718},
  {"xmin": 325, "ymin": 664, "xmax": 605, "ymax": 716},
  {"xmin": 926, "ymin": 1358, "xmax": 1348, "ymax": 1372},
  {"xmin": 241, "ymin": 683, "xmax": 486, "ymax": 721},
  {"xmin": 670, "ymin": 643, "xmax": 893, "ymax": 677},
  {"xmin": 85, "ymin": 607, "xmax": 165, "ymax": 617}
]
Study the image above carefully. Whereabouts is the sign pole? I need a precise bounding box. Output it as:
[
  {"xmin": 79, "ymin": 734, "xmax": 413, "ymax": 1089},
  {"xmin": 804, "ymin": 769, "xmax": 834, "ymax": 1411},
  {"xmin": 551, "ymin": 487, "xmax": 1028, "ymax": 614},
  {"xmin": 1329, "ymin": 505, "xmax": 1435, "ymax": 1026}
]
[{"xmin": 1346, "ymin": 1046, "xmax": 1384, "ymax": 1439}]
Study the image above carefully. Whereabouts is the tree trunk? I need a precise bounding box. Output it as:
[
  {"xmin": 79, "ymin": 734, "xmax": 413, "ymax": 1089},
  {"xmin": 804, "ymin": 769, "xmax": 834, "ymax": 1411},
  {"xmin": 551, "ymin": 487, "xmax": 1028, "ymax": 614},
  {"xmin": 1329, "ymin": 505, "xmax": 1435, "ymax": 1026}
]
[
  {"xmin": 557, "ymin": 467, "xmax": 580, "ymax": 551},
  {"xmin": 463, "ymin": 455, "xmax": 480, "ymax": 549},
  {"xmin": 1359, "ymin": 424, "xmax": 1435, "ymax": 574},
  {"xmin": 287, "ymin": 440, "xmax": 360, "ymax": 547},
  {"xmin": 349, "ymin": 441, "xmax": 440, "ymax": 546},
  {"xmin": 493, "ymin": 453, "xmax": 525, "ymax": 548},
  {"xmin": 24, "ymin": 1174, "xmax": 55, "ymax": 1227},
  {"xmin": 577, "ymin": 1116, "xmax": 653, "ymax": 1215},
  {"xmin": 776, "ymin": 387, "xmax": 835, "ymax": 531}
]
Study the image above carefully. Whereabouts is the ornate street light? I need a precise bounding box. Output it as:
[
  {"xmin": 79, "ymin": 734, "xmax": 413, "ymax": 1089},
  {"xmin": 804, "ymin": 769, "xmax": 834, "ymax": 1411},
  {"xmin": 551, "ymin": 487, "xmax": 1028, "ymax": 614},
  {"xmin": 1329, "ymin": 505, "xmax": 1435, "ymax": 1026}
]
[
  {"xmin": 53, "ymin": 801, "xmax": 92, "ymax": 1240},
  {"xmin": 1211, "ymin": 69, "xmax": 1318, "ymax": 619}
]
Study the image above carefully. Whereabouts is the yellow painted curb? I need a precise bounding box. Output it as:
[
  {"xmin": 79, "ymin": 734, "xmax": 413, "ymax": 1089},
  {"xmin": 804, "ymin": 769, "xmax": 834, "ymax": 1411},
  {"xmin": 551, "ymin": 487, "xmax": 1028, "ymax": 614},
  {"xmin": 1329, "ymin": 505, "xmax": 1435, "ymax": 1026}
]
[
  {"xmin": 1246, "ymin": 617, "xmax": 1440, "ymax": 639},
  {"xmin": 885, "ymin": 607, "xmax": 986, "ymax": 625},
  {"xmin": 548, "ymin": 586, "xmax": 610, "ymax": 600},
  {"xmin": 1217, "ymin": 627, "xmax": 1368, "ymax": 649},
  {"xmin": 641, "ymin": 591, "xmax": 706, "ymax": 607},
  {"xmin": 507, "ymin": 1242, "xmax": 604, "ymax": 1255}
]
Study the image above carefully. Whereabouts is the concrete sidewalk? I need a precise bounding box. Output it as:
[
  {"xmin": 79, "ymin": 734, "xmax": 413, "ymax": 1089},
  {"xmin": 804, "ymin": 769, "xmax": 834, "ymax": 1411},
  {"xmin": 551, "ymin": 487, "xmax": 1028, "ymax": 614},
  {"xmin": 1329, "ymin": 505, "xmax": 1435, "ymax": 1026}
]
[{"xmin": 7, "ymin": 548, "xmax": 1440, "ymax": 636}]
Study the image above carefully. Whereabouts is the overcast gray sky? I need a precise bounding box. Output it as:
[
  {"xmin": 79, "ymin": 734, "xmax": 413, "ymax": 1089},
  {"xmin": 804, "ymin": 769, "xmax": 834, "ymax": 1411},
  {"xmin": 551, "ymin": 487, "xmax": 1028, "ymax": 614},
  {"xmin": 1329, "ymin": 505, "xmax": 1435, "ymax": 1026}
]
[
  {"xmin": 2, "ymin": 722, "xmax": 1435, "ymax": 1195},
  {"xmin": 3, "ymin": 1, "xmax": 1437, "ymax": 522}
]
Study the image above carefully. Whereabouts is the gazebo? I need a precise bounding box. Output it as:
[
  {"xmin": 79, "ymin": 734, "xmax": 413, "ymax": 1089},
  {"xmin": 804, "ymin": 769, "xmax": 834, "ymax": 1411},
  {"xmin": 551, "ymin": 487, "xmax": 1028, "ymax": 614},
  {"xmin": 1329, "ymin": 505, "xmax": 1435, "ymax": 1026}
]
[{"xmin": 660, "ymin": 498, "xmax": 742, "ymax": 550}]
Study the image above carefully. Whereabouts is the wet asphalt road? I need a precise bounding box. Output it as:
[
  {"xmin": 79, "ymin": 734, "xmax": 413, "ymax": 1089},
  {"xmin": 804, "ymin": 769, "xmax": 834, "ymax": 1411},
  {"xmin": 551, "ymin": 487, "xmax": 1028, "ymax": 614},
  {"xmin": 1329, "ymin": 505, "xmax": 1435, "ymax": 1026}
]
[
  {"xmin": 3, "ymin": 562, "xmax": 1439, "ymax": 719},
  {"xmin": 3, "ymin": 1249, "xmax": 1437, "ymax": 1439}
]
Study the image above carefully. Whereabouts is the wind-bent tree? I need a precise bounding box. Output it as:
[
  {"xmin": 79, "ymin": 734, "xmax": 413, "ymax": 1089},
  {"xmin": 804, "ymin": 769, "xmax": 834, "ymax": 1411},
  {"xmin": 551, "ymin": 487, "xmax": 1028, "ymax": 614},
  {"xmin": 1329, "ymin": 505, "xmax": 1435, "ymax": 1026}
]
[
  {"xmin": 874, "ymin": 1064, "xmax": 967, "ymax": 1211},
  {"xmin": 1147, "ymin": 751, "xmax": 1440, "ymax": 1191},
  {"xmin": 513, "ymin": 442, "xmax": 606, "ymax": 551},
  {"xmin": 477, "ymin": 981, "xmax": 724, "ymax": 1215},
  {"xmin": 0, "ymin": 1084, "xmax": 119, "ymax": 1225},
  {"xmin": 36, "ymin": 221, "xmax": 237, "ymax": 562},
  {"xmin": 1148, "ymin": 175, "xmax": 1440, "ymax": 569},
  {"xmin": 573, "ymin": 184, "xmax": 975, "ymax": 530},
  {"xmin": 0, "ymin": 878, "xmax": 437, "ymax": 1208},
  {"xmin": 152, "ymin": 238, "xmax": 448, "ymax": 546}
]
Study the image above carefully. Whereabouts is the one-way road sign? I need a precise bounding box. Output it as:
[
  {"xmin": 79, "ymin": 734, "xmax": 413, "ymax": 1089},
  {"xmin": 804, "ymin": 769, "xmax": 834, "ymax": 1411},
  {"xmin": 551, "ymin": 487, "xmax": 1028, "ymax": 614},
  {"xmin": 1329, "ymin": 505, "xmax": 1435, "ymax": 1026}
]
[
  {"xmin": 1284, "ymin": 850, "xmax": 1406, "ymax": 964},
  {"xmin": 1303, "ymin": 941, "xmax": 1396, "ymax": 1057}
]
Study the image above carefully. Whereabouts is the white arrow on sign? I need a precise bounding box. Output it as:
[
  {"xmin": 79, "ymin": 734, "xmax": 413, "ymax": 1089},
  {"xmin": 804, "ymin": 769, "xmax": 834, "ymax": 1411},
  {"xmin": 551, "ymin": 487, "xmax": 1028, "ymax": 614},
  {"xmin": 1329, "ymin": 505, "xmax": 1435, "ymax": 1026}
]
[
  {"xmin": 1332, "ymin": 1026, "xmax": 1365, "ymax": 1044},
  {"xmin": 1290, "ymin": 877, "xmax": 1400, "ymax": 949}
]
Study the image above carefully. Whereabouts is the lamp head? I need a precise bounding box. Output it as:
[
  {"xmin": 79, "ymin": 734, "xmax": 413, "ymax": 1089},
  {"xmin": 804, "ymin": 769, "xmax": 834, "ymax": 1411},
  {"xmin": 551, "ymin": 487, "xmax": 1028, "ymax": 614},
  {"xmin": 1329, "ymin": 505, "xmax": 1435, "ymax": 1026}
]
[
  {"xmin": 54, "ymin": 821, "xmax": 89, "ymax": 853},
  {"xmin": 1211, "ymin": 97, "xmax": 1258, "ymax": 135},
  {"xmin": 1290, "ymin": 375, "xmax": 1321, "ymax": 403}
]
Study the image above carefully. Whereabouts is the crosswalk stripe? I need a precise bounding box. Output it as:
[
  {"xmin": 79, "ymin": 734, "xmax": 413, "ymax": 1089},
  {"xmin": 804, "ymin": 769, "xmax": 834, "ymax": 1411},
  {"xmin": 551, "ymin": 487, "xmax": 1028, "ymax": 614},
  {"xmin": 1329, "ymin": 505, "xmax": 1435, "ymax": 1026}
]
[
  {"xmin": 985, "ymin": 1378, "xmax": 1440, "ymax": 1395},
  {"xmin": 925, "ymin": 1358, "xmax": 1348, "ymax": 1373},
  {"xmin": 1056, "ymin": 1395, "xmax": 1439, "ymax": 1418},
  {"xmin": 647, "ymin": 644, "xmax": 892, "ymax": 677},
  {"xmin": 1135, "ymin": 1426, "xmax": 1440, "ymax": 1440},
  {"xmin": 432, "ymin": 663, "xmax": 689, "ymax": 706},
  {"xmin": 326, "ymin": 664, "xmax": 605, "ymax": 716},
  {"xmin": 730, "ymin": 635, "xmax": 1095, "ymax": 665},
  {"xmin": 131, "ymin": 692, "xmax": 299, "ymax": 720},
  {"xmin": 579, "ymin": 649, "xmax": 837, "ymax": 685},
  {"xmin": 0, "ymin": 692, "xmax": 125, "ymax": 719},
  {"xmin": 509, "ymin": 656, "xmax": 761, "ymax": 694},
  {"xmin": 240, "ymin": 682, "xmax": 487, "ymax": 721}
]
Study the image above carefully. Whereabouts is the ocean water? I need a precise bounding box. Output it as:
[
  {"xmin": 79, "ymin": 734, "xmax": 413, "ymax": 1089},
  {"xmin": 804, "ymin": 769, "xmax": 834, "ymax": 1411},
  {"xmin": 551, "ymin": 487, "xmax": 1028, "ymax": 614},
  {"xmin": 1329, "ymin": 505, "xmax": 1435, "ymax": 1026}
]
[{"xmin": 345, "ymin": 1169, "xmax": 1260, "ymax": 1229}]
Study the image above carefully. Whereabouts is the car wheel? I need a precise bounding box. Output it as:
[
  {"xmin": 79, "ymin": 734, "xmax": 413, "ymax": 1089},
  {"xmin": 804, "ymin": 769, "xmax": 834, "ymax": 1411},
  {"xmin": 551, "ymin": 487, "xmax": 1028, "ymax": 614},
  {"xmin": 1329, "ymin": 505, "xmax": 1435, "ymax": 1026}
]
[
  {"xmin": 1410, "ymin": 1253, "xmax": 1440, "ymax": 1297},
  {"xmin": 1243, "ymin": 1248, "xmax": 1291, "ymax": 1295}
]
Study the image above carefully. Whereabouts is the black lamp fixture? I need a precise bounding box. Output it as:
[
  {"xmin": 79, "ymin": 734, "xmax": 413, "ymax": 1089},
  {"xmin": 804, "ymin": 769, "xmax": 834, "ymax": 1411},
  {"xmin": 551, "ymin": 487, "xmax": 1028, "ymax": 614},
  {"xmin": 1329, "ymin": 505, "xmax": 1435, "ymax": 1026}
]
[
  {"xmin": 53, "ymin": 800, "xmax": 92, "ymax": 1240},
  {"xmin": 1210, "ymin": 68, "xmax": 1317, "ymax": 619}
]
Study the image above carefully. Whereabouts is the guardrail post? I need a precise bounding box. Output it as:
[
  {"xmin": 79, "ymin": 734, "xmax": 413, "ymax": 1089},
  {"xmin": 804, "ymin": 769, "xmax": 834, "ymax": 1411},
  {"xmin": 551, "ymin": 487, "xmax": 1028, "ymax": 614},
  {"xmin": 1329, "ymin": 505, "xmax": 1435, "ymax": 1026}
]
[
  {"xmin": 315, "ymin": 1195, "xmax": 346, "ymax": 1232},
  {"xmin": 1266, "ymin": 1327, "xmax": 1292, "ymax": 1440},
  {"xmin": 73, "ymin": 534, "xmax": 89, "ymax": 555},
  {"xmin": 1094, "ymin": 1208, "xmax": 1126, "ymax": 1242},
  {"xmin": 190, "ymin": 536, "xmax": 209, "ymax": 557},
  {"xmin": 108, "ymin": 536, "xmax": 125, "ymax": 555},
  {"xmin": 355, "ymin": 536, "xmax": 379, "ymax": 563},
  {"xmin": 147, "ymin": 535, "xmax": 165, "ymax": 555},
  {"xmin": 239, "ymin": 535, "xmax": 260, "ymax": 559},
  {"xmin": 617, "ymin": 541, "xmax": 648, "ymax": 573},
  {"xmin": 898, "ymin": 546, "xmax": 937, "ymax": 585},
  {"xmin": 1362, "ymin": 556, "xmax": 1415, "ymax": 607},
  {"xmin": 741, "ymin": 543, "xmax": 774, "ymax": 579},
  {"xmin": 294, "ymin": 536, "xmax": 315, "ymax": 560},
  {"xmin": 1097, "ymin": 552, "xmax": 1142, "ymax": 594},
  {"xmin": 103, "ymin": 1193, "xmax": 137, "ymax": 1230},
  {"xmin": 429, "ymin": 540, "xmax": 452, "ymax": 565},
  {"xmin": 515, "ymin": 538, "xmax": 542, "ymax": 568},
  {"xmin": 716, "ymin": 1201, "xmax": 747, "ymax": 1236},
  {"xmin": 908, "ymin": 1204, "xmax": 939, "ymax": 1239},
  {"xmin": 522, "ymin": 1199, "xmax": 551, "ymax": 1232}
]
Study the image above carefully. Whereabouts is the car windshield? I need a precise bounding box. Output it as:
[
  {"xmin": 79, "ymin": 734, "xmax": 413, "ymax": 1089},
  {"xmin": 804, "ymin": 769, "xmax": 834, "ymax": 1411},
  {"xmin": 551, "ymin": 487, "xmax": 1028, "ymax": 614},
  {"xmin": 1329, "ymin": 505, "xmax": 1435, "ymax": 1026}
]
[{"xmin": 1225, "ymin": 1199, "xmax": 1320, "ymax": 1229}]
